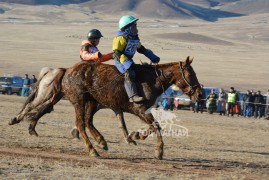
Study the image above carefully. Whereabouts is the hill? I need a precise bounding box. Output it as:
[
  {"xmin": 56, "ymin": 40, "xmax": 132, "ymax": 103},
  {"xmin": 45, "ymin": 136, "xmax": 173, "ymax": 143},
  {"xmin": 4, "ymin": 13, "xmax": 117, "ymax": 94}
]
[
  {"xmin": 0, "ymin": 0, "xmax": 268, "ymax": 21},
  {"xmin": 80, "ymin": 0, "xmax": 243, "ymax": 21},
  {"xmin": 219, "ymin": 0, "xmax": 269, "ymax": 14}
]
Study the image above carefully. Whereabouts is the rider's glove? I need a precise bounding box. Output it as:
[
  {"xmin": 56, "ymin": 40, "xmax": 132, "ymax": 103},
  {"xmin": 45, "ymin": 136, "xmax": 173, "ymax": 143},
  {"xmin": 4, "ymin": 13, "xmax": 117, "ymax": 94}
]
[{"xmin": 143, "ymin": 49, "xmax": 160, "ymax": 64}]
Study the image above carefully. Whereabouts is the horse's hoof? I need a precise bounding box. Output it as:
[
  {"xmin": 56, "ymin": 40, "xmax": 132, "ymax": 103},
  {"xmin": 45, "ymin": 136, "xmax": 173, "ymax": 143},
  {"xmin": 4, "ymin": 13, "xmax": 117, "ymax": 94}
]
[
  {"xmin": 155, "ymin": 155, "xmax": 163, "ymax": 160},
  {"xmin": 72, "ymin": 138, "xmax": 80, "ymax": 141},
  {"xmin": 71, "ymin": 128, "xmax": 80, "ymax": 139},
  {"xmin": 155, "ymin": 150, "xmax": 163, "ymax": 160},
  {"xmin": 96, "ymin": 141, "xmax": 108, "ymax": 151},
  {"xmin": 129, "ymin": 131, "xmax": 140, "ymax": 140},
  {"xmin": 125, "ymin": 137, "xmax": 137, "ymax": 145},
  {"xmin": 29, "ymin": 130, "xmax": 38, "ymax": 137},
  {"xmin": 9, "ymin": 117, "xmax": 19, "ymax": 125},
  {"xmin": 89, "ymin": 149, "xmax": 100, "ymax": 157}
]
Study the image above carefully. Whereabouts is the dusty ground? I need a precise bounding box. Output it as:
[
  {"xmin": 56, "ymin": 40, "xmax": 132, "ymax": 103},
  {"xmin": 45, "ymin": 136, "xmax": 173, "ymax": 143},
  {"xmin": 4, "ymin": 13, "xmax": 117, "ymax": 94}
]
[
  {"xmin": 1, "ymin": 95, "xmax": 269, "ymax": 179},
  {"xmin": 0, "ymin": 3, "xmax": 269, "ymax": 179}
]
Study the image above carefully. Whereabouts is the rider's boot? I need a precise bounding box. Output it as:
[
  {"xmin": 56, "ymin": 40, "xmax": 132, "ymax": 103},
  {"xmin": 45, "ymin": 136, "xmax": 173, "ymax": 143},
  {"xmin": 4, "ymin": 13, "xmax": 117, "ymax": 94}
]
[
  {"xmin": 129, "ymin": 95, "xmax": 144, "ymax": 103},
  {"xmin": 124, "ymin": 80, "xmax": 144, "ymax": 103}
]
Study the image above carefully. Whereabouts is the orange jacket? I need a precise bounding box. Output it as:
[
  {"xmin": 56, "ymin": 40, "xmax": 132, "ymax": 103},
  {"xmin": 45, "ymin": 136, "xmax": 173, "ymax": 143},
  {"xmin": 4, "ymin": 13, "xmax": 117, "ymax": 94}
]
[{"xmin": 80, "ymin": 40, "xmax": 113, "ymax": 62}]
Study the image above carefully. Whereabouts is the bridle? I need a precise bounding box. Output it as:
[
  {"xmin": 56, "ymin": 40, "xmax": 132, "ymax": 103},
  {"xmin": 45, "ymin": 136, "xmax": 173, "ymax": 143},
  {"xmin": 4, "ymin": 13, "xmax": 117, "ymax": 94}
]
[
  {"xmin": 178, "ymin": 62, "xmax": 200, "ymax": 96},
  {"xmin": 152, "ymin": 62, "xmax": 200, "ymax": 98}
]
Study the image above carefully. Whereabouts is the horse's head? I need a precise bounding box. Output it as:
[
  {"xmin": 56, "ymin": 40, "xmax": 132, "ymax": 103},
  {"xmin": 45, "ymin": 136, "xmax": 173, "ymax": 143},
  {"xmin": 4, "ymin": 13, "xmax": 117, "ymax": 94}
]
[{"xmin": 175, "ymin": 56, "xmax": 202, "ymax": 102}]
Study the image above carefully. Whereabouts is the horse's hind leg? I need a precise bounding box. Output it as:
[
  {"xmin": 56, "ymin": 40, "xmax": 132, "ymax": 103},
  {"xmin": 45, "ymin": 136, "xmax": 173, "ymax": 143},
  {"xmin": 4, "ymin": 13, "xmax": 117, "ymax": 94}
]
[
  {"xmin": 10, "ymin": 102, "xmax": 45, "ymax": 136},
  {"xmin": 115, "ymin": 111, "xmax": 137, "ymax": 145},
  {"xmin": 28, "ymin": 120, "xmax": 39, "ymax": 136},
  {"xmin": 27, "ymin": 92, "xmax": 63, "ymax": 136},
  {"xmin": 129, "ymin": 110, "xmax": 164, "ymax": 160},
  {"xmin": 9, "ymin": 93, "xmax": 36, "ymax": 125},
  {"xmin": 27, "ymin": 100, "xmax": 54, "ymax": 136},
  {"xmin": 9, "ymin": 103, "xmax": 36, "ymax": 125}
]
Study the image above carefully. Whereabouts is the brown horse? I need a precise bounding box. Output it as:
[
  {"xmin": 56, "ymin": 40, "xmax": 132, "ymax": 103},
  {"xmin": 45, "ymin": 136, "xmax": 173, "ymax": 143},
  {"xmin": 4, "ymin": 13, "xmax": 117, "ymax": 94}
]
[
  {"xmin": 61, "ymin": 56, "xmax": 202, "ymax": 159},
  {"xmin": 9, "ymin": 67, "xmax": 136, "ymax": 145},
  {"xmin": 9, "ymin": 56, "xmax": 201, "ymax": 159}
]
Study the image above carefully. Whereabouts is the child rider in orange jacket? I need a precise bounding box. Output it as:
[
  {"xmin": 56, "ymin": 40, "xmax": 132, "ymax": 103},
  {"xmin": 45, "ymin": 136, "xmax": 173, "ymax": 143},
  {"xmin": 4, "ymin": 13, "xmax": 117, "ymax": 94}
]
[{"xmin": 80, "ymin": 29, "xmax": 113, "ymax": 62}]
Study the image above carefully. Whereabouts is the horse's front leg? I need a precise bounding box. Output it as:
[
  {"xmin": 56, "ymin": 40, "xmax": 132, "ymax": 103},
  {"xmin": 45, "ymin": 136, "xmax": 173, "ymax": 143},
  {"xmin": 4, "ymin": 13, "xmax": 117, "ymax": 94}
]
[
  {"xmin": 85, "ymin": 102, "xmax": 108, "ymax": 151},
  {"xmin": 115, "ymin": 110, "xmax": 137, "ymax": 145},
  {"xmin": 129, "ymin": 112, "xmax": 164, "ymax": 160},
  {"xmin": 73, "ymin": 103, "xmax": 99, "ymax": 157}
]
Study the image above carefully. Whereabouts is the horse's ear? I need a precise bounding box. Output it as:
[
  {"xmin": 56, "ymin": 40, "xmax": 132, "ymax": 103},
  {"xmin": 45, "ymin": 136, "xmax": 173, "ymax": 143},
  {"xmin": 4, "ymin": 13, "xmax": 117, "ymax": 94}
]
[
  {"xmin": 188, "ymin": 57, "xmax": 194, "ymax": 64},
  {"xmin": 185, "ymin": 56, "xmax": 194, "ymax": 65}
]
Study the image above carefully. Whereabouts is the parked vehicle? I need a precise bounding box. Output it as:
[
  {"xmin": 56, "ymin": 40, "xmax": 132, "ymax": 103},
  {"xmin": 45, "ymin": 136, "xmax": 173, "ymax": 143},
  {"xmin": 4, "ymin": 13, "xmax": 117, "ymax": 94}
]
[
  {"xmin": 173, "ymin": 87, "xmax": 221, "ymax": 110},
  {"xmin": 0, "ymin": 76, "xmax": 23, "ymax": 95},
  {"xmin": 157, "ymin": 86, "xmax": 192, "ymax": 109}
]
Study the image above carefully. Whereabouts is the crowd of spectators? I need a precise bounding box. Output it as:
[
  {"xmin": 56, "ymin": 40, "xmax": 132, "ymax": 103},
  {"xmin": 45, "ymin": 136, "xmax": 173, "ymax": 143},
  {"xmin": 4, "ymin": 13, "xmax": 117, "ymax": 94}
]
[{"xmin": 160, "ymin": 86, "xmax": 269, "ymax": 120}]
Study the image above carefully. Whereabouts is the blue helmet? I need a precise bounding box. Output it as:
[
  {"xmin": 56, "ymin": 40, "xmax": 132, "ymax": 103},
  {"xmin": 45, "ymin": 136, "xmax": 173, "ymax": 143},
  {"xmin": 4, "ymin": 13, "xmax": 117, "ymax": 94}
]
[{"xmin": 119, "ymin": 15, "xmax": 138, "ymax": 30}]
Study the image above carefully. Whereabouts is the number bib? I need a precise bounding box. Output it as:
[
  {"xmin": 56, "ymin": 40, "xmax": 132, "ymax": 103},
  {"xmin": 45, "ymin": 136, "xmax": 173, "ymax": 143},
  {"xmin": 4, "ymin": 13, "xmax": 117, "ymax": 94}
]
[{"xmin": 123, "ymin": 39, "xmax": 140, "ymax": 57}]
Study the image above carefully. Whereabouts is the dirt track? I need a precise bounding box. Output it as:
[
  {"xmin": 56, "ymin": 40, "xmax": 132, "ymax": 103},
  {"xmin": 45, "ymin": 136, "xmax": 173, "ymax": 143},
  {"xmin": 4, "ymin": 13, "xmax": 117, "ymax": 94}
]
[
  {"xmin": 1, "ymin": 145, "xmax": 269, "ymax": 179},
  {"xmin": 1, "ymin": 95, "xmax": 269, "ymax": 179}
]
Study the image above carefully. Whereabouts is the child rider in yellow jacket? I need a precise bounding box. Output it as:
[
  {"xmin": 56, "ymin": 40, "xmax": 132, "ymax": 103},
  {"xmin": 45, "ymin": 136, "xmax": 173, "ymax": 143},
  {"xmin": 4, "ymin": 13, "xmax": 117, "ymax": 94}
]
[{"xmin": 113, "ymin": 16, "xmax": 160, "ymax": 103}]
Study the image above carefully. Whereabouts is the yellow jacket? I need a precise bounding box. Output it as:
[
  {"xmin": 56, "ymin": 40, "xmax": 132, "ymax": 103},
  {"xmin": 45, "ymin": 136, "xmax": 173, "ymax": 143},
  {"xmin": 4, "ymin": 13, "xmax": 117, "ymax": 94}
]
[{"xmin": 112, "ymin": 35, "xmax": 142, "ymax": 64}]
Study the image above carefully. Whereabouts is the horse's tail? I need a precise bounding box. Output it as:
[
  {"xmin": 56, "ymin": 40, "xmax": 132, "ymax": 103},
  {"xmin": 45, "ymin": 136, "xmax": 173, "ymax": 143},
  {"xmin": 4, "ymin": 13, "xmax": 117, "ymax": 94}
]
[
  {"xmin": 33, "ymin": 67, "xmax": 53, "ymax": 90},
  {"xmin": 50, "ymin": 68, "xmax": 66, "ymax": 103},
  {"xmin": 28, "ymin": 68, "xmax": 67, "ymax": 120},
  {"xmin": 18, "ymin": 68, "xmax": 53, "ymax": 114}
]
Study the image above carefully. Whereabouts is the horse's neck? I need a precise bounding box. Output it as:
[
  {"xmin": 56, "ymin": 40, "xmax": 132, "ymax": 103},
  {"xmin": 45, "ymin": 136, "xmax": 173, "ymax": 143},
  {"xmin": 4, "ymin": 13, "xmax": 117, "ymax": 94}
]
[{"xmin": 155, "ymin": 63, "xmax": 180, "ymax": 91}]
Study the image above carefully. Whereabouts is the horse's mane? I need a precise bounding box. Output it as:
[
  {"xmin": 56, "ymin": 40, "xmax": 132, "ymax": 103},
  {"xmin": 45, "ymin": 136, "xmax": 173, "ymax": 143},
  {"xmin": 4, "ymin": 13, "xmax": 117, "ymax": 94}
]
[{"xmin": 133, "ymin": 62, "xmax": 178, "ymax": 72}]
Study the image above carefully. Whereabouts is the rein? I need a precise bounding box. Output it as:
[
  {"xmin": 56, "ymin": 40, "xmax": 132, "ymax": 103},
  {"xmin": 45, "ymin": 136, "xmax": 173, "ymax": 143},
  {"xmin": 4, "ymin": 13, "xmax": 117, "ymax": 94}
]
[{"xmin": 153, "ymin": 64, "xmax": 166, "ymax": 95}]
